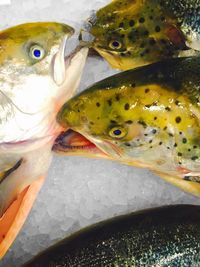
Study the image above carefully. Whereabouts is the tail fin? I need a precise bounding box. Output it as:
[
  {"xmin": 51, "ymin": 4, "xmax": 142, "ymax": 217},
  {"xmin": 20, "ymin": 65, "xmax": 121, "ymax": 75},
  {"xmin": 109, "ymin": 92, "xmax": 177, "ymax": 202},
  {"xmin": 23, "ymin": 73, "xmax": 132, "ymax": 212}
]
[{"xmin": 0, "ymin": 176, "xmax": 45, "ymax": 259}]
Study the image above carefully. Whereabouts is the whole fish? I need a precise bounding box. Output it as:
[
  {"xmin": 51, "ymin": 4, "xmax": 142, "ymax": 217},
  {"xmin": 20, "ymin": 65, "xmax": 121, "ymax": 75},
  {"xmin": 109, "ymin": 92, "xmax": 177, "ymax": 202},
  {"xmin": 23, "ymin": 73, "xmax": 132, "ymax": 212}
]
[
  {"xmin": 84, "ymin": 0, "xmax": 200, "ymax": 70},
  {"xmin": 55, "ymin": 57, "xmax": 200, "ymax": 196},
  {"xmin": 24, "ymin": 205, "xmax": 200, "ymax": 266},
  {"xmin": 0, "ymin": 22, "xmax": 88, "ymax": 258}
]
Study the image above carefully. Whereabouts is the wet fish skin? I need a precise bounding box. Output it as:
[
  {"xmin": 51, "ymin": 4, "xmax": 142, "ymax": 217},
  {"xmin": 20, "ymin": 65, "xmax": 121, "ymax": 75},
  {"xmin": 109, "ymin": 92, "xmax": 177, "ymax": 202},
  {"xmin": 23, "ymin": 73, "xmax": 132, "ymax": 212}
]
[
  {"xmin": 24, "ymin": 205, "xmax": 200, "ymax": 267},
  {"xmin": 57, "ymin": 57, "xmax": 200, "ymax": 195},
  {"xmin": 88, "ymin": 0, "xmax": 200, "ymax": 70},
  {"xmin": 0, "ymin": 22, "xmax": 88, "ymax": 258}
]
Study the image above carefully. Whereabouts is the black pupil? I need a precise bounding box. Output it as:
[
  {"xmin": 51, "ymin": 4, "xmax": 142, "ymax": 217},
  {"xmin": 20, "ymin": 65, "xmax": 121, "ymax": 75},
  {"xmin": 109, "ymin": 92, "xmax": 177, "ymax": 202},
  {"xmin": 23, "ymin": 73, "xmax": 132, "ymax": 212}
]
[
  {"xmin": 112, "ymin": 41, "xmax": 120, "ymax": 48},
  {"xmin": 114, "ymin": 129, "xmax": 122, "ymax": 136}
]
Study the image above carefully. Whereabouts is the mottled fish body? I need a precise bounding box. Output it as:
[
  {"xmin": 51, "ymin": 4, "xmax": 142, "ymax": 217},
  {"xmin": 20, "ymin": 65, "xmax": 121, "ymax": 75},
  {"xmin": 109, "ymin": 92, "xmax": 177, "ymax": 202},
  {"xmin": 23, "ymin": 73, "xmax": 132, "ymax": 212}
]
[
  {"xmin": 56, "ymin": 57, "xmax": 200, "ymax": 196},
  {"xmin": 86, "ymin": 0, "xmax": 200, "ymax": 70}
]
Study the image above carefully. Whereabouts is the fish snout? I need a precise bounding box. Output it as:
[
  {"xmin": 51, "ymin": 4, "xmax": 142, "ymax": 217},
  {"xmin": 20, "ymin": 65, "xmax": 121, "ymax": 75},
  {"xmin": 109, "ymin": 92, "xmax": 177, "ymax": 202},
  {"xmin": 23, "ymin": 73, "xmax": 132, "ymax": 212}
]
[{"xmin": 61, "ymin": 23, "xmax": 75, "ymax": 36}]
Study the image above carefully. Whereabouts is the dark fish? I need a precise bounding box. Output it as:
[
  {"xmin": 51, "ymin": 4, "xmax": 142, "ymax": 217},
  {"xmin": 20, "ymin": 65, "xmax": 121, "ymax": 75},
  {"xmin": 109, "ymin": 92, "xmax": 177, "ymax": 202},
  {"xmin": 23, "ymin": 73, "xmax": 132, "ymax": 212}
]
[
  {"xmin": 24, "ymin": 205, "xmax": 200, "ymax": 266},
  {"xmin": 85, "ymin": 0, "xmax": 200, "ymax": 70}
]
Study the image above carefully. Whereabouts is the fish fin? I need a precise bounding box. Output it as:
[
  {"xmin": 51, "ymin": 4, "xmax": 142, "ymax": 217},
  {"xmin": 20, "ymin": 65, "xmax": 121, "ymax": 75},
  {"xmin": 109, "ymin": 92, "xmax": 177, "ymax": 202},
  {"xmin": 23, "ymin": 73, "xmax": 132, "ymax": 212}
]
[
  {"xmin": 0, "ymin": 175, "xmax": 45, "ymax": 259},
  {"xmin": 0, "ymin": 159, "xmax": 23, "ymax": 184},
  {"xmin": 154, "ymin": 171, "xmax": 200, "ymax": 197}
]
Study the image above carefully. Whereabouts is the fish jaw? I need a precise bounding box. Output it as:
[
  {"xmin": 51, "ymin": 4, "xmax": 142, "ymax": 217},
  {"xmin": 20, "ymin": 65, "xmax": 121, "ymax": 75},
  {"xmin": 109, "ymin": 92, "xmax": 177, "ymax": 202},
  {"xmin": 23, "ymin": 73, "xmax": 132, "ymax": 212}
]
[
  {"xmin": 55, "ymin": 46, "xmax": 89, "ymax": 108},
  {"xmin": 53, "ymin": 130, "xmax": 111, "ymax": 160},
  {"xmin": 54, "ymin": 130, "xmax": 200, "ymax": 197},
  {"xmin": 93, "ymin": 47, "xmax": 151, "ymax": 70}
]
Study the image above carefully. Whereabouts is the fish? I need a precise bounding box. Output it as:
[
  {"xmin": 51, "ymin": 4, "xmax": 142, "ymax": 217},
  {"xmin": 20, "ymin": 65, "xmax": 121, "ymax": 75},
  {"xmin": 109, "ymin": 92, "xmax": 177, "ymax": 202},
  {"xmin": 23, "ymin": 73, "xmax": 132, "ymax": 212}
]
[
  {"xmin": 0, "ymin": 22, "xmax": 88, "ymax": 258},
  {"xmin": 55, "ymin": 56, "xmax": 200, "ymax": 196},
  {"xmin": 23, "ymin": 205, "xmax": 200, "ymax": 266},
  {"xmin": 83, "ymin": 0, "xmax": 200, "ymax": 70}
]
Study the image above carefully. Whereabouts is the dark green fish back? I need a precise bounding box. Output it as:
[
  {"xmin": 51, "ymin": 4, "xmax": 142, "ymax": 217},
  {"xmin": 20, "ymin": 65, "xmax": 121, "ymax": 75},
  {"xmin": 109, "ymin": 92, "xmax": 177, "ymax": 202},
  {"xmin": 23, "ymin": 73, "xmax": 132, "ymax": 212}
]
[
  {"xmin": 88, "ymin": 57, "xmax": 200, "ymax": 105},
  {"xmin": 24, "ymin": 206, "xmax": 200, "ymax": 267}
]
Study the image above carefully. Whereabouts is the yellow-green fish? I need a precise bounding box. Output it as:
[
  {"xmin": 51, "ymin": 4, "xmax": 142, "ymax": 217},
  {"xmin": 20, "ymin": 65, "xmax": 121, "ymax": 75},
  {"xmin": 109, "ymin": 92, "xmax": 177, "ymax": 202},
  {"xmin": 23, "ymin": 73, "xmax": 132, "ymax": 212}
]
[
  {"xmin": 0, "ymin": 22, "xmax": 88, "ymax": 258},
  {"xmin": 55, "ymin": 57, "xmax": 200, "ymax": 196},
  {"xmin": 85, "ymin": 0, "xmax": 200, "ymax": 70}
]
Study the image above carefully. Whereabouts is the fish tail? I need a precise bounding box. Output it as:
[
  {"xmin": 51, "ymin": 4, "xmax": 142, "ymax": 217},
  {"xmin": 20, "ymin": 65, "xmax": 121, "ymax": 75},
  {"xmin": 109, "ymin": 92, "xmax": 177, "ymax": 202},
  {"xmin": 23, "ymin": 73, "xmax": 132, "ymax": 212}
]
[{"xmin": 0, "ymin": 176, "xmax": 45, "ymax": 259}]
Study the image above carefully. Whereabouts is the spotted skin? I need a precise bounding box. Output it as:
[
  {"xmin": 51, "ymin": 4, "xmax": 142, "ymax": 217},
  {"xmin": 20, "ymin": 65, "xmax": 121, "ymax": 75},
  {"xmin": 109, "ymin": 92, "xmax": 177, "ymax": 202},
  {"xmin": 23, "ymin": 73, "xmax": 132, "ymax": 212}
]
[
  {"xmin": 88, "ymin": 0, "xmax": 200, "ymax": 70},
  {"xmin": 58, "ymin": 57, "xmax": 200, "ymax": 193},
  {"xmin": 24, "ymin": 206, "xmax": 200, "ymax": 267}
]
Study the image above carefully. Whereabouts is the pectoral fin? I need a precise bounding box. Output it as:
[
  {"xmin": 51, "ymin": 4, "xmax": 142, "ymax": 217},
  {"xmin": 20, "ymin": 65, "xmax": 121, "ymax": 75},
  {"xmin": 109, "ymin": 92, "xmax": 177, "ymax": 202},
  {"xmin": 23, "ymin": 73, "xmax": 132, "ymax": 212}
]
[
  {"xmin": 154, "ymin": 171, "xmax": 200, "ymax": 197},
  {"xmin": 0, "ymin": 175, "xmax": 45, "ymax": 259}
]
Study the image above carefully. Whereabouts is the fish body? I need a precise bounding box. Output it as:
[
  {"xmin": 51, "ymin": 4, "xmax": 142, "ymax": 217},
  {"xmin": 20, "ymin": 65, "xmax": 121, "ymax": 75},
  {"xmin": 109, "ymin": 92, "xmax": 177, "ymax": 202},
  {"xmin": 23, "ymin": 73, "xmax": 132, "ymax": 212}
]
[
  {"xmin": 56, "ymin": 57, "xmax": 200, "ymax": 196},
  {"xmin": 24, "ymin": 205, "xmax": 200, "ymax": 266},
  {"xmin": 0, "ymin": 22, "xmax": 88, "ymax": 257},
  {"xmin": 87, "ymin": 0, "xmax": 200, "ymax": 70}
]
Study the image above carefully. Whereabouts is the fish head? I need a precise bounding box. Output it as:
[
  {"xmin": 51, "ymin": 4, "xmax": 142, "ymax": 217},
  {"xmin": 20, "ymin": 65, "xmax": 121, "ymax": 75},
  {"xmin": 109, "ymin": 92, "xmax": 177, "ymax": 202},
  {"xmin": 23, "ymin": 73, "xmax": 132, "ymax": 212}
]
[
  {"xmin": 0, "ymin": 22, "xmax": 88, "ymax": 143},
  {"xmin": 57, "ymin": 84, "xmax": 145, "ymax": 161},
  {"xmin": 86, "ymin": 0, "xmax": 187, "ymax": 70}
]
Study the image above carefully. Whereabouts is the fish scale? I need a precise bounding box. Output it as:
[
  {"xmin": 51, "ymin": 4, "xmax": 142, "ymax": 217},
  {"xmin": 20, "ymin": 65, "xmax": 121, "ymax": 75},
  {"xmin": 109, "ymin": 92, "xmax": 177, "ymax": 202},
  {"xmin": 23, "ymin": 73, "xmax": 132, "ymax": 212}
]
[{"xmin": 24, "ymin": 206, "xmax": 200, "ymax": 267}]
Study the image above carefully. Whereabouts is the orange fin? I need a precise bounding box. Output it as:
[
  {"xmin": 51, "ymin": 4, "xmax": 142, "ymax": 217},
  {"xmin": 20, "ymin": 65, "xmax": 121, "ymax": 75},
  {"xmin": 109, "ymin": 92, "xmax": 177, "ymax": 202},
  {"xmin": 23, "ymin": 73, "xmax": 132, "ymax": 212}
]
[{"xmin": 0, "ymin": 176, "xmax": 46, "ymax": 259}]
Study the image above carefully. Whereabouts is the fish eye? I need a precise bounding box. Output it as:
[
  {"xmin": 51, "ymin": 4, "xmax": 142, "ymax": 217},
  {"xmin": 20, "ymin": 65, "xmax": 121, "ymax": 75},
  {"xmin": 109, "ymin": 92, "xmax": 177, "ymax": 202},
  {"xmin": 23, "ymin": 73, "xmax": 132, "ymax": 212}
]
[
  {"xmin": 29, "ymin": 45, "xmax": 45, "ymax": 60},
  {"xmin": 109, "ymin": 127, "xmax": 127, "ymax": 139},
  {"xmin": 109, "ymin": 40, "xmax": 122, "ymax": 50}
]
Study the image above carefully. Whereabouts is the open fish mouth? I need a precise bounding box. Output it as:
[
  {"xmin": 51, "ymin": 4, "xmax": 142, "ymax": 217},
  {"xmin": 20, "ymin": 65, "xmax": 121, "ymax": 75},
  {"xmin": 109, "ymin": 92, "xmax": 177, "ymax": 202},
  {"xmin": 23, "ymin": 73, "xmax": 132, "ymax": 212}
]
[
  {"xmin": 52, "ymin": 34, "xmax": 88, "ymax": 88},
  {"xmin": 53, "ymin": 130, "xmax": 110, "ymax": 159}
]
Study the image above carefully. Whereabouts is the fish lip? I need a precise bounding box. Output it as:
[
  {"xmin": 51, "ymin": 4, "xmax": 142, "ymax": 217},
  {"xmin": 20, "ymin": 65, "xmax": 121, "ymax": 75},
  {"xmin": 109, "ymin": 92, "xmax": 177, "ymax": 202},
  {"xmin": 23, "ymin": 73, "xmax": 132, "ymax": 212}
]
[
  {"xmin": 52, "ymin": 35, "xmax": 70, "ymax": 86},
  {"xmin": 52, "ymin": 129, "xmax": 110, "ymax": 159},
  {"xmin": 52, "ymin": 33, "xmax": 88, "ymax": 87},
  {"xmin": 53, "ymin": 130, "xmax": 96, "ymax": 151}
]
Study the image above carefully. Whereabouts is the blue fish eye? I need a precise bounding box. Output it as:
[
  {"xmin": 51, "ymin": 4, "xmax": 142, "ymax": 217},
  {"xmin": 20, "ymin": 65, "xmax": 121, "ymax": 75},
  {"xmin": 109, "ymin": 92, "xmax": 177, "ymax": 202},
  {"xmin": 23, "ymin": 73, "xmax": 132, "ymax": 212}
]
[
  {"xmin": 113, "ymin": 129, "xmax": 122, "ymax": 136},
  {"xmin": 109, "ymin": 127, "xmax": 127, "ymax": 139},
  {"xmin": 33, "ymin": 49, "xmax": 41, "ymax": 58},
  {"xmin": 30, "ymin": 45, "xmax": 45, "ymax": 60}
]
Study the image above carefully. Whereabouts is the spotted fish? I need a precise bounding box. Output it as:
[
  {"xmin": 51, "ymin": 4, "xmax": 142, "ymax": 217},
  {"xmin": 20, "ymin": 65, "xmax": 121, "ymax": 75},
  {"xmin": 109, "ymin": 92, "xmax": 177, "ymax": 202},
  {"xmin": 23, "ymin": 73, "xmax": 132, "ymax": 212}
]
[
  {"xmin": 24, "ymin": 205, "xmax": 200, "ymax": 266},
  {"xmin": 84, "ymin": 0, "xmax": 200, "ymax": 70},
  {"xmin": 55, "ymin": 57, "xmax": 200, "ymax": 196},
  {"xmin": 0, "ymin": 22, "xmax": 88, "ymax": 258}
]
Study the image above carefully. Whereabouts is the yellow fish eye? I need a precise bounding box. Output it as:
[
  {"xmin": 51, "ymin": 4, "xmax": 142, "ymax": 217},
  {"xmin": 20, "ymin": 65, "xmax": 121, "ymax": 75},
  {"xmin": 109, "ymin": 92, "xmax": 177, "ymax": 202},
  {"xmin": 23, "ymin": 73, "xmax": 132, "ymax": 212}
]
[
  {"xmin": 29, "ymin": 45, "xmax": 45, "ymax": 60},
  {"xmin": 109, "ymin": 127, "xmax": 127, "ymax": 139},
  {"xmin": 109, "ymin": 40, "xmax": 122, "ymax": 50}
]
